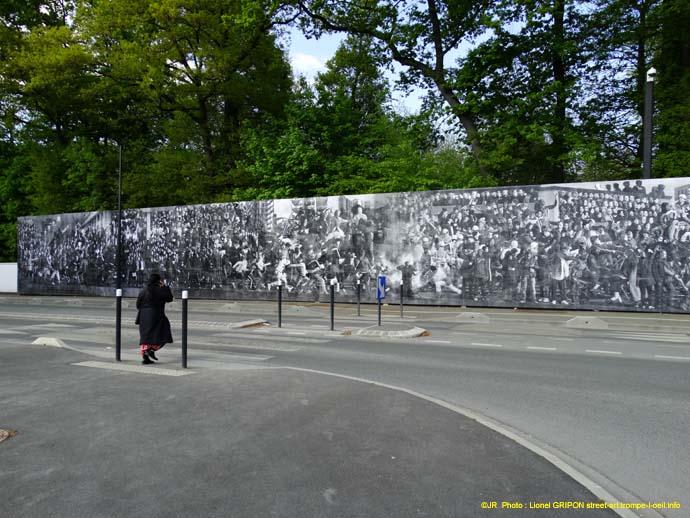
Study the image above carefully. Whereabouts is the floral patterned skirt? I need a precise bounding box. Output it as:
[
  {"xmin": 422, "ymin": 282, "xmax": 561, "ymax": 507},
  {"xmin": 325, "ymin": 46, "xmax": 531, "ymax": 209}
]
[{"xmin": 141, "ymin": 343, "xmax": 165, "ymax": 356}]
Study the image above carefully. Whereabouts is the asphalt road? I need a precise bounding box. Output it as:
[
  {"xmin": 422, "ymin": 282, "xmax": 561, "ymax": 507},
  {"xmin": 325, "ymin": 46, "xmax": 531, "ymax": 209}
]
[{"xmin": 1, "ymin": 295, "xmax": 689, "ymax": 517}]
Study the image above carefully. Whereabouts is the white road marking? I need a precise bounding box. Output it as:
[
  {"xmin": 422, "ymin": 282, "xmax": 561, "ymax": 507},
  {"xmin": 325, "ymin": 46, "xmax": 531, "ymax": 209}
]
[
  {"xmin": 472, "ymin": 342, "xmax": 503, "ymax": 348},
  {"xmin": 586, "ymin": 349, "xmax": 622, "ymax": 355},
  {"xmin": 287, "ymin": 331, "xmax": 307, "ymax": 335},
  {"xmin": 551, "ymin": 337, "xmax": 573, "ymax": 342},
  {"xmin": 612, "ymin": 333, "xmax": 688, "ymax": 343},
  {"xmin": 654, "ymin": 355, "xmax": 690, "ymax": 361},
  {"xmin": 527, "ymin": 346, "xmax": 557, "ymax": 351},
  {"xmin": 424, "ymin": 340, "xmax": 451, "ymax": 344}
]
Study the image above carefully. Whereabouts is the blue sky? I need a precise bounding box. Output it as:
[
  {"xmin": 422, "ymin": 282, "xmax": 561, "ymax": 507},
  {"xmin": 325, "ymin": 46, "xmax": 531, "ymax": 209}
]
[{"xmin": 280, "ymin": 29, "xmax": 425, "ymax": 114}]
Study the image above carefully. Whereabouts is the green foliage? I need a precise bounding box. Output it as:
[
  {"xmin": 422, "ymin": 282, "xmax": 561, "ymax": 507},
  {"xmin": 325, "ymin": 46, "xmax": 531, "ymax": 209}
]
[
  {"xmin": 654, "ymin": 0, "xmax": 690, "ymax": 178},
  {"xmin": 0, "ymin": 144, "xmax": 32, "ymax": 261},
  {"xmin": 240, "ymin": 35, "xmax": 493, "ymax": 202}
]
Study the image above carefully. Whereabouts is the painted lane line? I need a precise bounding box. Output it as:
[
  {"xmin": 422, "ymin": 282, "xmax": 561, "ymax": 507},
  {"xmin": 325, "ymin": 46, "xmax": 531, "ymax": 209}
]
[
  {"xmin": 586, "ymin": 349, "xmax": 622, "ymax": 355},
  {"xmin": 424, "ymin": 340, "xmax": 451, "ymax": 344},
  {"xmin": 471, "ymin": 342, "xmax": 503, "ymax": 348},
  {"xmin": 527, "ymin": 346, "xmax": 557, "ymax": 351},
  {"xmin": 551, "ymin": 337, "xmax": 573, "ymax": 342},
  {"xmin": 611, "ymin": 334, "xmax": 688, "ymax": 343},
  {"xmin": 610, "ymin": 331, "xmax": 689, "ymax": 339},
  {"xmin": 654, "ymin": 355, "xmax": 690, "ymax": 361},
  {"xmin": 287, "ymin": 331, "xmax": 307, "ymax": 336}
]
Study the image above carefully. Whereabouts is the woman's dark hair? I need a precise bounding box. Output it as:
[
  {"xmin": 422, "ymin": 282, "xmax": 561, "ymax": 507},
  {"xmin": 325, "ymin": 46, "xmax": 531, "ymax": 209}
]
[{"xmin": 148, "ymin": 273, "xmax": 162, "ymax": 287}]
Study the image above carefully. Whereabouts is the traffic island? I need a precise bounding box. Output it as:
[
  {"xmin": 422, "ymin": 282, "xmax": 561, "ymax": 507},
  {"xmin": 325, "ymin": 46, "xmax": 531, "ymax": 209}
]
[
  {"xmin": 355, "ymin": 324, "xmax": 428, "ymax": 338},
  {"xmin": 225, "ymin": 319, "xmax": 268, "ymax": 329},
  {"xmin": 564, "ymin": 316, "xmax": 609, "ymax": 330}
]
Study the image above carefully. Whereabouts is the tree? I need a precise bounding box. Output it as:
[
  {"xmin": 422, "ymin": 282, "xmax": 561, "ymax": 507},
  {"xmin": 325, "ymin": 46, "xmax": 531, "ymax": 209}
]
[
  {"xmin": 82, "ymin": 0, "xmax": 294, "ymax": 195},
  {"xmin": 575, "ymin": 0, "xmax": 660, "ymax": 179},
  {"xmin": 298, "ymin": 0, "xmax": 496, "ymax": 175},
  {"xmin": 0, "ymin": 1, "xmax": 94, "ymax": 259},
  {"xmin": 453, "ymin": 0, "xmax": 590, "ymax": 185},
  {"xmin": 654, "ymin": 0, "xmax": 690, "ymax": 177},
  {"xmin": 242, "ymin": 35, "xmax": 492, "ymax": 199}
]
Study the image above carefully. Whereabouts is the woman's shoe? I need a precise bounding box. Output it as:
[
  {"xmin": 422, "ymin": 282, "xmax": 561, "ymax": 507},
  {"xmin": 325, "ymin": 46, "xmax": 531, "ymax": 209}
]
[
  {"xmin": 148, "ymin": 351, "xmax": 158, "ymax": 361},
  {"xmin": 142, "ymin": 354, "xmax": 154, "ymax": 365}
]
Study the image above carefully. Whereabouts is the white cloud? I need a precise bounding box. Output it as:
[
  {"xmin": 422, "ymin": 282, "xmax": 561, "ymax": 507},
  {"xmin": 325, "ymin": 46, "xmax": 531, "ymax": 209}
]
[{"xmin": 291, "ymin": 52, "xmax": 326, "ymax": 80}]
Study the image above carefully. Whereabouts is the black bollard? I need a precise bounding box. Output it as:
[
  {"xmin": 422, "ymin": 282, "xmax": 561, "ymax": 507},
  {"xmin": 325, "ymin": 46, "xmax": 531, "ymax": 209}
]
[
  {"xmin": 181, "ymin": 290, "xmax": 188, "ymax": 368},
  {"xmin": 330, "ymin": 280, "xmax": 335, "ymax": 331},
  {"xmin": 115, "ymin": 289, "xmax": 122, "ymax": 362},
  {"xmin": 378, "ymin": 297, "xmax": 382, "ymax": 326},
  {"xmin": 278, "ymin": 281, "xmax": 283, "ymax": 328},
  {"xmin": 356, "ymin": 279, "xmax": 361, "ymax": 317},
  {"xmin": 400, "ymin": 280, "xmax": 404, "ymax": 318}
]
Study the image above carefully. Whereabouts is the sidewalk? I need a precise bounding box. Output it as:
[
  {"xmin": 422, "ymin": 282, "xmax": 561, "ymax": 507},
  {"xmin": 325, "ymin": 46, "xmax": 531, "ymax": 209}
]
[{"xmin": 0, "ymin": 341, "xmax": 620, "ymax": 518}]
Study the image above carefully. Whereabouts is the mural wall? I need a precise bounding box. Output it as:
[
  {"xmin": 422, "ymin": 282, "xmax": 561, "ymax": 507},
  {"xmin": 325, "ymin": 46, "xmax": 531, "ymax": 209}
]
[{"xmin": 17, "ymin": 178, "xmax": 690, "ymax": 313}]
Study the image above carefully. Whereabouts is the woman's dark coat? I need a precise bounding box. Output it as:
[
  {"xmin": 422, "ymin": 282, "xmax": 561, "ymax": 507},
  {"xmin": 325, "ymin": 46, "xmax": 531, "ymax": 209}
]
[{"xmin": 136, "ymin": 285, "xmax": 174, "ymax": 345}]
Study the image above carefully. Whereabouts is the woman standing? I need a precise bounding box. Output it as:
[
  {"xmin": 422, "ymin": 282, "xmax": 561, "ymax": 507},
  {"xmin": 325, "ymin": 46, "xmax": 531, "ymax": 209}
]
[{"xmin": 136, "ymin": 273, "xmax": 173, "ymax": 364}]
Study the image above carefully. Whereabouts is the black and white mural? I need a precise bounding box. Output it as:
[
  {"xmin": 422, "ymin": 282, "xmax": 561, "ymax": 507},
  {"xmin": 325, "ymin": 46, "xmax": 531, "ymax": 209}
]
[{"xmin": 17, "ymin": 178, "xmax": 690, "ymax": 313}]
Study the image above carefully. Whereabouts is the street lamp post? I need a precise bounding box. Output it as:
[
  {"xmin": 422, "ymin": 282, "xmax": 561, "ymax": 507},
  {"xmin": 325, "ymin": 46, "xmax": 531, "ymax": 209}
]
[
  {"xmin": 116, "ymin": 143, "xmax": 123, "ymax": 289},
  {"xmin": 115, "ymin": 143, "xmax": 123, "ymax": 361},
  {"xmin": 642, "ymin": 67, "xmax": 656, "ymax": 180}
]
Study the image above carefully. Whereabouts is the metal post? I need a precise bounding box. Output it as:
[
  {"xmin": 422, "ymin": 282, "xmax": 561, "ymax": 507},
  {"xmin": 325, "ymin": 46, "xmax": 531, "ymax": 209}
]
[
  {"xmin": 181, "ymin": 290, "xmax": 188, "ymax": 368},
  {"xmin": 330, "ymin": 279, "xmax": 335, "ymax": 331},
  {"xmin": 116, "ymin": 143, "xmax": 123, "ymax": 290},
  {"xmin": 400, "ymin": 280, "xmax": 404, "ymax": 318},
  {"xmin": 378, "ymin": 298, "xmax": 382, "ymax": 326},
  {"xmin": 356, "ymin": 279, "xmax": 361, "ymax": 317},
  {"xmin": 278, "ymin": 281, "xmax": 283, "ymax": 328},
  {"xmin": 643, "ymin": 67, "xmax": 656, "ymax": 180},
  {"xmin": 115, "ymin": 288, "xmax": 122, "ymax": 361}
]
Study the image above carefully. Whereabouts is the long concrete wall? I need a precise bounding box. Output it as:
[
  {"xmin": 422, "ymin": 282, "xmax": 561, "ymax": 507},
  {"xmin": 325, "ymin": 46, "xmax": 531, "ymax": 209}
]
[{"xmin": 17, "ymin": 178, "xmax": 690, "ymax": 313}]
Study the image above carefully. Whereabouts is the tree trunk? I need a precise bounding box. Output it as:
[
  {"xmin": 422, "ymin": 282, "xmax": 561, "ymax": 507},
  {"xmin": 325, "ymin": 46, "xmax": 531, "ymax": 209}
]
[{"xmin": 197, "ymin": 96, "xmax": 214, "ymax": 168}]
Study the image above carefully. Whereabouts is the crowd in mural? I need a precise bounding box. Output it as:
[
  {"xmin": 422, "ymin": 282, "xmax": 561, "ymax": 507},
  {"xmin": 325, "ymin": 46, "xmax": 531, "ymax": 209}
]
[
  {"xmin": 390, "ymin": 181, "xmax": 690, "ymax": 311},
  {"xmin": 17, "ymin": 179, "xmax": 690, "ymax": 312}
]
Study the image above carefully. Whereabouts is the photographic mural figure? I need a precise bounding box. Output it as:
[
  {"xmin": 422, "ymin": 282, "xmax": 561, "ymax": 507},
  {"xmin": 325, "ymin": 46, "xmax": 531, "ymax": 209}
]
[{"xmin": 17, "ymin": 178, "xmax": 690, "ymax": 313}]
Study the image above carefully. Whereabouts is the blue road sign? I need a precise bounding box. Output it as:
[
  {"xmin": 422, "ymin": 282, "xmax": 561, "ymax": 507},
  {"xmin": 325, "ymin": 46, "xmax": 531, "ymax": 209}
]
[{"xmin": 377, "ymin": 275, "xmax": 386, "ymax": 300}]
